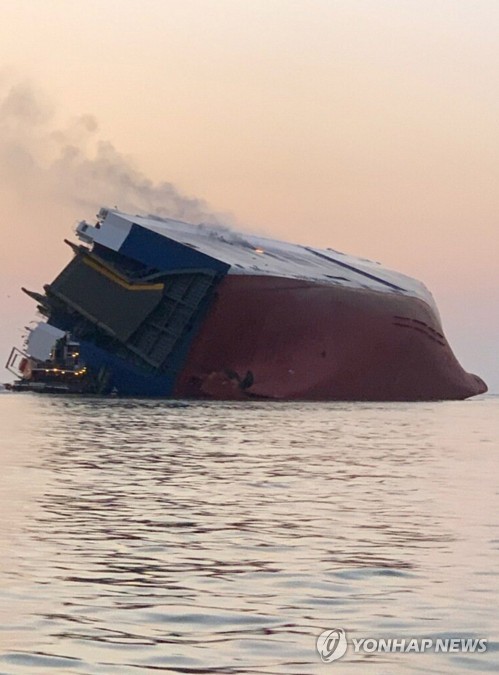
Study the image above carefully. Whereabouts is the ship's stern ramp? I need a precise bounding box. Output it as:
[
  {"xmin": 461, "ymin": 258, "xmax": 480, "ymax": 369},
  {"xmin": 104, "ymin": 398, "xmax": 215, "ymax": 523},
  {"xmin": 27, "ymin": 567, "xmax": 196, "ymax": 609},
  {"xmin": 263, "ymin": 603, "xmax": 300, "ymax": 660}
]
[{"xmin": 25, "ymin": 226, "xmax": 229, "ymax": 395}]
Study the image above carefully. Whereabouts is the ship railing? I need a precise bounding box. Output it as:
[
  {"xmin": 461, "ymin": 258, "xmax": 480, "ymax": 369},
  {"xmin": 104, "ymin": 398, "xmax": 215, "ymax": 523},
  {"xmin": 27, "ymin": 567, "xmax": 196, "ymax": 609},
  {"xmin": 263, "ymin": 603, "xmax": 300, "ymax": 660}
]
[{"xmin": 5, "ymin": 347, "xmax": 29, "ymax": 377}]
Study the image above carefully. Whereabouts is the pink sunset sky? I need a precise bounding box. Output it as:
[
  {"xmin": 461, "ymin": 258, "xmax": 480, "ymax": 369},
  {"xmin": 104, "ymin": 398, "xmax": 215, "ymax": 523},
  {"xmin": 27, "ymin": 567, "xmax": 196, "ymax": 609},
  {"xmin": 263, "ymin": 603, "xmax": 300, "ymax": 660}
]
[{"xmin": 0, "ymin": 0, "xmax": 497, "ymax": 391}]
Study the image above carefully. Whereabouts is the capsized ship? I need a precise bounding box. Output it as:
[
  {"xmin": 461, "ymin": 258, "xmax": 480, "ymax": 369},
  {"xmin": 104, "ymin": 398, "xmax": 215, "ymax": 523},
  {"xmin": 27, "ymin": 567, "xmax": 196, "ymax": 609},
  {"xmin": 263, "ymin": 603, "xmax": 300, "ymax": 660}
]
[{"xmin": 6, "ymin": 208, "xmax": 486, "ymax": 399}]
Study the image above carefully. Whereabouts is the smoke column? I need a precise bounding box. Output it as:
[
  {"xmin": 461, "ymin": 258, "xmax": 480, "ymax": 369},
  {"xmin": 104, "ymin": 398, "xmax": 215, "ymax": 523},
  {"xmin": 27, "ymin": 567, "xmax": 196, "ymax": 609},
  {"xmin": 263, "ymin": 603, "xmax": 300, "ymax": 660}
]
[{"xmin": 0, "ymin": 78, "xmax": 232, "ymax": 378}]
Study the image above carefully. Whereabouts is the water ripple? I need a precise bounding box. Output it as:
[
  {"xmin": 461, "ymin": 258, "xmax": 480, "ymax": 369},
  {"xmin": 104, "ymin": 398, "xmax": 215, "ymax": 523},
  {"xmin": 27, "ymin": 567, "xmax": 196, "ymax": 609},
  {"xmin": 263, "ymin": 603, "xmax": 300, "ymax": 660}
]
[{"xmin": 0, "ymin": 395, "xmax": 498, "ymax": 673}]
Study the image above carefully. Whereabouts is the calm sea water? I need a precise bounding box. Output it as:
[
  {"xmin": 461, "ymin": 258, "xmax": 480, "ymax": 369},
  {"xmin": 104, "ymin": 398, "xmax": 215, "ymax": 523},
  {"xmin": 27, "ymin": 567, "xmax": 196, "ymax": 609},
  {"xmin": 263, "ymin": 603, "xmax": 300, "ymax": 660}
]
[{"xmin": 0, "ymin": 393, "xmax": 497, "ymax": 674}]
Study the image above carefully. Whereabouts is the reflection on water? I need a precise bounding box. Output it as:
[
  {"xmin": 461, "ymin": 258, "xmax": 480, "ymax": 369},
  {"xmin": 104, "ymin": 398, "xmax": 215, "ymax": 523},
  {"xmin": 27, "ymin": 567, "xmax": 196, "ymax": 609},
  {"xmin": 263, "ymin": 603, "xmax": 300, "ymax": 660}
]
[{"xmin": 0, "ymin": 394, "xmax": 498, "ymax": 673}]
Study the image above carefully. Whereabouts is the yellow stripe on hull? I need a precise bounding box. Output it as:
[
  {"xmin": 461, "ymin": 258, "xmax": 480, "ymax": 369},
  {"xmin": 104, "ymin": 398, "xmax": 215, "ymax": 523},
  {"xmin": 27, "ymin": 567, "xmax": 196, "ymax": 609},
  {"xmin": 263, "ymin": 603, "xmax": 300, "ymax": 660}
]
[{"xmin": 82, "ymin": 257, "xmax": 164, "ymax": 292}]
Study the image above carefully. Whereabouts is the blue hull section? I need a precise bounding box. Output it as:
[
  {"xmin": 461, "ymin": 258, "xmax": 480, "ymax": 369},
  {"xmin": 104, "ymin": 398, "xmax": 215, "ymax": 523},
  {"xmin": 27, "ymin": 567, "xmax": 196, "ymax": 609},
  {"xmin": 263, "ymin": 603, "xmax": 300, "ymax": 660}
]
[
  {"xmin": 78, "ymin": 341, "xmax": 175, "ymax": 396},
  {"xmin": 119, "ymin": 224, "xmax": 230, "ymax": 274},
  {"xmin": 38, "ymin": 225, "xmax": 231, "ymax": 395}
]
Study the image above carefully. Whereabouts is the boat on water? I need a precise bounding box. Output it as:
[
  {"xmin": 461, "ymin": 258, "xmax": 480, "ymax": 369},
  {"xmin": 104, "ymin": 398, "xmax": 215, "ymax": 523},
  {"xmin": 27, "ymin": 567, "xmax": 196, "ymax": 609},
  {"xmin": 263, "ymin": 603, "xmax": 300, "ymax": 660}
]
[{"xmin": 5, "ymin": 207, "xmax": 487, "ymax": 400}]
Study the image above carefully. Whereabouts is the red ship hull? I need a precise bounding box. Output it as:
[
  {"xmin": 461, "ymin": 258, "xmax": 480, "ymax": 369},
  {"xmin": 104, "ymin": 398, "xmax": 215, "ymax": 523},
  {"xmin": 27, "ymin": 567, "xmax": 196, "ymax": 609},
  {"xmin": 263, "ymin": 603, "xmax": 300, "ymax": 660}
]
[{"xmin": 175, "ymin": 275, "xmax": 486, "ymax": 401}]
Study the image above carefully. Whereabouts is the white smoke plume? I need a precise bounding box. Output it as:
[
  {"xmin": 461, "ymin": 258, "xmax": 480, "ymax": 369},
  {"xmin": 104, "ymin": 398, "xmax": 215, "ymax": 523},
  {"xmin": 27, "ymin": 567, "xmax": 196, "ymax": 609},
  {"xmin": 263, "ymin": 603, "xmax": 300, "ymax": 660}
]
[
  {"xmin": 0, "ymin": 79, "xmax": 230, "ymax": 226},
  {"xmin": 0, "ymin": 77, "xmax": 241, "ymax": 379}
]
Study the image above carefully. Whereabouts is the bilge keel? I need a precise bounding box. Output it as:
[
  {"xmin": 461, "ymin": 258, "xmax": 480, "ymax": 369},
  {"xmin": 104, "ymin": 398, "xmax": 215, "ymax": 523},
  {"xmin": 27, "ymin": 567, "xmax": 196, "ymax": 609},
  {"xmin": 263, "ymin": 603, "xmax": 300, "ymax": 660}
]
[{"xmin": 6, "ymin": 208, "xmax": 487, "ymax": 399}]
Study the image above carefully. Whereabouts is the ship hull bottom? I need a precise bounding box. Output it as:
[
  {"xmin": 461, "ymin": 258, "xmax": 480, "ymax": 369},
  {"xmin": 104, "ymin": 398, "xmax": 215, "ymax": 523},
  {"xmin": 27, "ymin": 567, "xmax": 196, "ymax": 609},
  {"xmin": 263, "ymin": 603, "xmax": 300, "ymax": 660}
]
[
  {"xmin": 173, "ymin": 276, "xmax": 486, "ymax": 401},
  {"xmin": 13, "ymin": 276, "xmax": 486, "ymax": 401}
]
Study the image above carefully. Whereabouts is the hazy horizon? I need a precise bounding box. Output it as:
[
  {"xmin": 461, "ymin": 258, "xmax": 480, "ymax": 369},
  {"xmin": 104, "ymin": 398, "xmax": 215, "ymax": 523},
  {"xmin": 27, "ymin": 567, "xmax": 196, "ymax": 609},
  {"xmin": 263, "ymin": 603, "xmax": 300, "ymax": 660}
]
[{"xmin": 1, "ymin": 1, "xmax": 498, "ymax": 391}]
